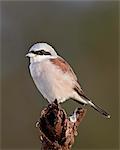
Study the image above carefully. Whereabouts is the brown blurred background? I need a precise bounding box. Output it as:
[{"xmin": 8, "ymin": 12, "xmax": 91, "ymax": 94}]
[{"xmin": 1, "ymin": 1, "xmax": 119, "ymax": 150}]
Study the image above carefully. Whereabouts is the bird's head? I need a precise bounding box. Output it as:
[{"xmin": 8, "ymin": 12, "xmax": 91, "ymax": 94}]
[{"xmin": 26, "ymin": 43, "xmax": 58, "ymax": 63}]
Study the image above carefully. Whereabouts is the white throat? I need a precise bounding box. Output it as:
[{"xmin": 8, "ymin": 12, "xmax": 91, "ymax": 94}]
[{"xmin": 30, "ymin": 55, "xmax": 57, "ymax": 64}]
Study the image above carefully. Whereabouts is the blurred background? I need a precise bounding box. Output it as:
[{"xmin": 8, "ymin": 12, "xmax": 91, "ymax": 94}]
[{"xmin": 1, "ymin": 1, "xmax": 119, "ymax": 150}]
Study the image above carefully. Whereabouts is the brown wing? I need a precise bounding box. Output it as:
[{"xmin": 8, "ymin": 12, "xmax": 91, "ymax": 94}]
[
  {"xmin": 50, "ymin": 56, "xmax": 85, "ymax": 95},
  {"xmin": 50, "ymin": 56, "xmax": 77, "ymax": 80}
]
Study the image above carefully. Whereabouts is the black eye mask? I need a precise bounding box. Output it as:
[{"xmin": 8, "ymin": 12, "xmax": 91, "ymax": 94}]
[{"xmin": 31, "ymin": 50, "xmax": 51, "ymax": 55}]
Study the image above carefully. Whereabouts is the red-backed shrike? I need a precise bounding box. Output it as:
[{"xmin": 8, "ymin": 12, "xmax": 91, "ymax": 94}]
[{"xmin": 26, "ymin": 43, "xmax": 110, "ymax": 118}]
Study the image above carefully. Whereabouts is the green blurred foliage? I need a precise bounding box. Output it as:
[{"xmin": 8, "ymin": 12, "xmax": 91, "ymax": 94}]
[{"xmin": 1, "ymin": 1, "xmax": 119, "ymax": 150}]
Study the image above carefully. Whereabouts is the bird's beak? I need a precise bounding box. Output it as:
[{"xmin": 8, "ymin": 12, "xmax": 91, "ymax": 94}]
[{"xmin": 26, "ymin": 52, "xmax": 35, "ymax": 57}]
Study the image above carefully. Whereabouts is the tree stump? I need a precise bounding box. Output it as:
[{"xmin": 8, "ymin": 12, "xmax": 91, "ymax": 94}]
[{"xmin": 36, "ymin": 100, "xmax": 87, "ymax": 150}]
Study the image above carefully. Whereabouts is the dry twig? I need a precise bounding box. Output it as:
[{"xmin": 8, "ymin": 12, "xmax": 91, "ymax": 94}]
[{"xmin": 36, "ymin": 100, "xmax": 87, "ymax": 150}]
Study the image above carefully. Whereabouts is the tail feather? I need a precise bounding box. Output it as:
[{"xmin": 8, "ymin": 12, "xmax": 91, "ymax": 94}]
[
  {"xmin": 73, "ymin": 86, "xmax": 110, "ymax": 118},
  {"xmin": 88, "ymin": 101, "xmax": 110, "ymax": 118}
]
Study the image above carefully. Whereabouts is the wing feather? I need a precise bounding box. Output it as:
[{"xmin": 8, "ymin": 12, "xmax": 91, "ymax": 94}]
[
  {"xmin": 50, "ymin": 56, "xmax": 84, "ymax": 94},
  {"xmin": 50, "ymin": 56, "xmax": 77, "ymax": 80}
]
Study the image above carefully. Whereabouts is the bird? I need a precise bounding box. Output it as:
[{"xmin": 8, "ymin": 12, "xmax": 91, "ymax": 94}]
[{"xmin": 26, "ymin": 42, "xmax": 110, "ymax": 118}]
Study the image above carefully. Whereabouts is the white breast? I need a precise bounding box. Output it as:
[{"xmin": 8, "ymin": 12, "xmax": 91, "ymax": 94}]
[{"xmin": 29, "ymin": 60, "xmax": 75, "ymax": 103}]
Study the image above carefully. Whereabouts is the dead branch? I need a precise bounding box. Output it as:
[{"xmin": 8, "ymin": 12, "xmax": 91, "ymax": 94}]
[{"xmin": 36, "ymin": 99, "xmax": 87, "ymax": 150}]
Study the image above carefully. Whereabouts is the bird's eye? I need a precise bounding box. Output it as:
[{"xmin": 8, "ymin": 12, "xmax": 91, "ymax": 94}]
[
  {"xmin": 31, "ymin": 50, "xmax": 51, "ymax": 55},
  {"xmin": 30, "ymin": 50, "xmax": 37, "ymax": 54},
  {"xmin": 36, "ymin": 51, "xmax": 43, "ymax": 55},
  {"xmin": 36, "ymin": 50, "xmax": 51, "ymax": 55},
  {"xmin": 40, "ymin": 50, "xmax": 51, "ymax": 55}
]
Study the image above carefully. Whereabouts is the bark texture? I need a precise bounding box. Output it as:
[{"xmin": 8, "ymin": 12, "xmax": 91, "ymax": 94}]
[{"xmin": 36, "ymin": 100, "xmax": 87, "ymax": 150}]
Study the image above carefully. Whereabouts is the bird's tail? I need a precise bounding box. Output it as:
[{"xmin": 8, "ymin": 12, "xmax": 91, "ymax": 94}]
[
  {"xmin": 87, "ymin": 101, "xmax": 110, "ymax": 118},
  {"xmin": 73, "ymin": 87, "xmax": 110, "ymax": 118},
  {"xmin": 74, "ymin": 97, "xmax": 110, "ymax": 118}
]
